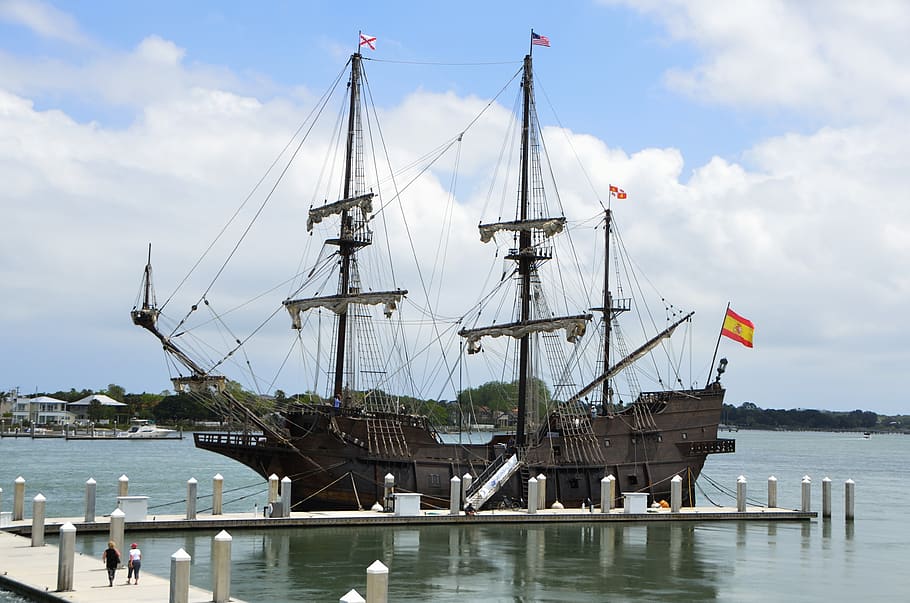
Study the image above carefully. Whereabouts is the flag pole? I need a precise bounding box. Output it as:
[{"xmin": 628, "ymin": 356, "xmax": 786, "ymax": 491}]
[
  {"xmin": 530, "ymin": 29, "xmax": 534, "ymax": 56},
  {"xmin": 705, "ymin": 302, "xmax": 730, "ymax": 388}
]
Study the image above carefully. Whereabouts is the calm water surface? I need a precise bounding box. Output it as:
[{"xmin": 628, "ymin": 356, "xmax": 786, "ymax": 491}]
[{"xmin": 1, "ymin": 430, "xmax": 907, "ymax": 601}]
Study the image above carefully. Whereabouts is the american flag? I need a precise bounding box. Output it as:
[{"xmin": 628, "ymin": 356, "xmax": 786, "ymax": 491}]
[{"xmin": 531, "ymin": 32, "xmax": 550, "ymax": 47}]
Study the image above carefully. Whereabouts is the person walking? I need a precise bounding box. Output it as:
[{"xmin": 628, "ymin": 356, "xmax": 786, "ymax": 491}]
[
  {"xmin": 101, "ymin": 540, "xmax": 120, "ymax": 587},
  {"xmin": 127, "ymin": 542, "xmax": 142, "ymax": 585}
]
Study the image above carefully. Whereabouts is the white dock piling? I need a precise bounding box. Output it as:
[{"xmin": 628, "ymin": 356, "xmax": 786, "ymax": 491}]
[
  {"xmin": 341, "ymin": 590, "xmax": 366, "ymax": 603},
  {"xmin": 268, "ymin": 474, "xmax": 280, "ymax": 504},
  {"xmin": 736, "ymin": 476, "xmax": 747, "ymax": 512},
  {"xmin": 186, "ymin": 478, "xmax": 198, "ymax": 520},
  {"xmin": 118, "ymin": 474, "xmax": 129, "ymax": 497},
  {"xmin": 462, "ymin": 473, "xmax": 472, "ymax": 501},
  {"xmin": 84, "ymin": 478, "xmax": 96, "ymax": 523},
  {"xmin": 212, "ymin": 530, "xmax": 232, "ymax": 603},
  {"xmin": 670, "ymin": 475, "xmax": 682, "ymax": 513},
  {"xmin": 13, "ymin": 476, "xmax": 25, "ymax": 521},
  {"xmin": 57, "ymin": 522, "xmax": 76, "ymax": 592},
  {"xmin": 109, "ymin": 508, "xmax": 125, "ymax": 554},
  {"xmin": 0, "ymin": 486, "xmax": 3, "ymax": 513},
  {"xmin": 280, "ymin": 476, "xmax": 292, "ymax": 518},
  {"xmin": 31, "ymin": 493, "xmax": 46, "ymax": 547},
  {"xmin": 449, "ymin": 476, "xmax": 461, "ymax": 515},
  {"xmin": 603, "ymin": 475, "xmax": 616, "ymax": 512},
  {"xmin": 527, "ymin": 477, "xmax": 538, "ymax": 514},
  {"xmin": 845, "ymin": 479, "xmax": 855, "ymax": 521},
  {"xmin": 212, "ymin": 474, "xmax": 224, "ymax": 516},
  {"xmin": 537, "ymin": 474, "xmax": 547, "ymax": 510},
  {"xmin": 383, "ymin": 474, "xmax": 395, "ymax": 512},
  {"xmin": 767, "ymin": 476, "xmax": 778, "ymax": 508},
  {"xmin": 366, "ymin": 560, "xmax": 388, "ymax": 603},
  {"xmin": 169, "ymin": 548, "xmax": 191, "ymax": 603},
  {"xmin": 822, "ymin": 477, "xmax": 832, "ymax": 519},
  {"xmin": 801, "ymin": 476, "xmax": 811, "ymax": 512}
]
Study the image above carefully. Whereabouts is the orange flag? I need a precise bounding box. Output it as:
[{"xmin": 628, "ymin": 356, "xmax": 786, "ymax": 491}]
[{"xmin": 721, "ymin": 308, "xmax": 754, "ymax": 348}]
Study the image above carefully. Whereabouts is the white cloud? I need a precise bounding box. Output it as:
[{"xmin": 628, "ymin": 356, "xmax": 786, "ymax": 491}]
[
  {"xmin": 0, "ymin": 0, "xmax": 90, "ymax": 46},
  {"xmin": 606, "ymin": 0, "xmax": 910, "ymax": 121}
]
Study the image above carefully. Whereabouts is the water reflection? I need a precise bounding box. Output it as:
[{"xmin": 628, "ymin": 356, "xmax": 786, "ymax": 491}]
[{"xmin": 76, "ymin": 522, "xmax": 720, "ymax": 601}]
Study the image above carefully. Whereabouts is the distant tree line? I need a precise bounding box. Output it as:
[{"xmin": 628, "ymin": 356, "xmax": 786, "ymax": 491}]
[
  {"xmin": 10, "ymin": 384, "xmax": 907, "ymax": 432},
  {"xmin": 724, "ymin": 402, "xmax": 893, "ymax": 431}
]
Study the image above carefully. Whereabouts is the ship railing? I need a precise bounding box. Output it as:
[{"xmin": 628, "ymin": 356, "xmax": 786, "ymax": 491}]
[{"xmin": 194, "ymin": 432, "xmax": 266, "ymax": 448}]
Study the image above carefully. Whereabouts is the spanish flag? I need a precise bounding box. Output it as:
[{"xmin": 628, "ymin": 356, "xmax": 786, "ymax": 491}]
[{"xmin": 721, "ymin": 308, "xmax": 754, "ymax": 348}]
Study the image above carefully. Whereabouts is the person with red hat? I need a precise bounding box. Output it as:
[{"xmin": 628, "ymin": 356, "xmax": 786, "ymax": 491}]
[{"xmin": 127, "ymin": 542, "xmax": 142, "ymax": 585}]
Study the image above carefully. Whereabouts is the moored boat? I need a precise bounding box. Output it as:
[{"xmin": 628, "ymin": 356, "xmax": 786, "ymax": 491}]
[{"xmin": 132, "ymin": 34, "xmax": 735, "ymax": 511}]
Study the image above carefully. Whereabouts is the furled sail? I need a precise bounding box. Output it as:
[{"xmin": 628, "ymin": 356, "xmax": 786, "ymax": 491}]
[
  {"xmin": 478, "ymin": 217, "xmax": 566, "ymax": 243},
  {"xmin": 459, "ymin": 314, "xmax": 591, "ymax": 354},
  {"xmin": 284, "ymin": 290, "xmax": 407, "ymax": 329},
  {"xmin": 306, "ymin": 193, "xmax": 374, "ymax": 232}
]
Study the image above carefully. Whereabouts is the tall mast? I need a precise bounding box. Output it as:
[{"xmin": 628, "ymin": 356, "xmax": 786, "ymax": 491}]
[
  {"xmin": 332, "ymin": 52, "xmax": 362, "ymax": 399},
  {"xmin": 602, "ymin": 210, "xmax": 612, "ymax": 410},
  {"xmin": 515, "ymin": 54, "xmax": 533, "ymax": 449}
]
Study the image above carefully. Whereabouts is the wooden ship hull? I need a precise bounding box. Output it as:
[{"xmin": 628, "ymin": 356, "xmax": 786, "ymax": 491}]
[{"xmin": 195, "ymin": 384, "xmax": 731, "ymax": 510}]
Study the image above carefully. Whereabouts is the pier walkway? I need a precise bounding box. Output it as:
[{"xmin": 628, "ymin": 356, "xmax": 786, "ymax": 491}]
[{"xmin": 0, "ymin": 529, "xmax": 242, "ymax": 602}]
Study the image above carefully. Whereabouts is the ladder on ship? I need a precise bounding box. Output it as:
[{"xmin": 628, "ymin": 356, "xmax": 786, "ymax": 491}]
[
  {"xmin": 554, "ymin": 401, "xmax": 605, "ymax": 464},
  {"xmin": 366, "ymin": 417, "xmax": 409, "ymax": 457}
]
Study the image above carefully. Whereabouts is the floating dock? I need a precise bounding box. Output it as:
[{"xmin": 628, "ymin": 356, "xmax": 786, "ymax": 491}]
[{"xmin": 1, "ymin": 504, "xmax": 815, "ymax": 537}]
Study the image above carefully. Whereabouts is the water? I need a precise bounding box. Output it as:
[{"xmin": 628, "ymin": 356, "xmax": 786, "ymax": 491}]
[{"xmin": 2, "ymin": 431, "xmax": 907, "ymax": 601}]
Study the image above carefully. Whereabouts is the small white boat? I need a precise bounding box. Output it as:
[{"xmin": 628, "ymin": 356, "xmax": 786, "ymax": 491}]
[{"xmin": 118, "ymin": 420, "xmax": 182, "ymax": 439}]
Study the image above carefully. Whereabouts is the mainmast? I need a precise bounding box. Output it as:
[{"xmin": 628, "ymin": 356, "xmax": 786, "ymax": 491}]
[
  {"xmin": 515, "ymin": 53, "xmax": 533, "ymax": 448},
  {"xmin": 459, "ymin": 53, "xmax": 590, "ymax": 448}
]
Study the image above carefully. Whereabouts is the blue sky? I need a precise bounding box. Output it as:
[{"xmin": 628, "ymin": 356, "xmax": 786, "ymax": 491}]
[{"xmin": 2, "ymin": 0, "xmax": 910, "ymax": 415}]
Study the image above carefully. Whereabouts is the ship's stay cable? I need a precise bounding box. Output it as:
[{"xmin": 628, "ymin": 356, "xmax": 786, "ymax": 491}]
[{"xmin": 161, "ymin": 58, "xmax": 350, "ymax": 315}]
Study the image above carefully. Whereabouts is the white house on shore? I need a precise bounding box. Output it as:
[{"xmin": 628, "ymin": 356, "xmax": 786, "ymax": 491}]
[
  {"xmin": 10, "ymin": 396, "xmax": 71, "ymax": 424},
  {"xmin": 68, "ymin": 394, "xmax": 128, "ymax": 423}
]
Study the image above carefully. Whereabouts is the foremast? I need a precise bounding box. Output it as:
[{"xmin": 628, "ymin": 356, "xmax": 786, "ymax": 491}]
[{"xmin": 282, "ymin": 52, "xmax": 406, "ymax": 408}]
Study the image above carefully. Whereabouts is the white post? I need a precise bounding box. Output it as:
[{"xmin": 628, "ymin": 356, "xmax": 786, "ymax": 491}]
[
  {"xmin": 383, "ymin": 474, "xmax": 395, "ymax": 512},
  {"xmin": 527, "ymin": 478, "xmax": 538, "ymax": 515},
  {"xmin": 118, "ymin": 474, "xmax": 129, "ymax": 497},
  {"xmin": 736, "ymin": 476, "xmax": 747, "ymax": 512},
  {"xmin": 268, "ymin": 474, "xmax": 280, "ymax": 505},
  {"xmin": 212, "ymin": 474, "xmax": 224, "ymax": 516},
  {"xmin": 0, "ymin": 487, "xmax": 3, "ymax": 514},
  {"xmin": 822, "ymin": 477, "xmax": 832, "ymax": 519},
  {"xmin": 449, "ymin": 476, "xmax": 461, "ymax": 515},
  {"xmin": 670, "ymin": 475, "xmax": 682, "ymax": 513},
  {"xmin": 186, "ymin": 478, "xmax": 198, "ymax": 520},
  {"xmin": 109, "ymin": 508, "xmax": 125, "ymax": 557},
  {"xmin": 845, "ymin": 479, "xmax": 855, "ymax": 521},
  {"xmin": 366, "ymin": 560, "xmax": 388, "ymax": 603},
  {"xmin": 57, "ymin": 522, "xmax": 76, "ymax": 592},
  {"xmin": 461, "ymin": 473, "xmax": 472, "ymax": 501},
  {"xmin": 767, "ymin": 476, "xmax": 778, "ymax": 508},
  {"xmin": 212, "ymin": 530, "xmax": 232, "ymax": 603},
  {"xmin": 84, "ymin": 478, "xmax": 97, "ymax": 523},
  {"xmin": 13, "ymin": 476, "xmax": 25, "ymax": 521},
  {"xmin": 280, "ymin": 476, "xmax": 292, "ymax": 518},
  {"xmin": 605, "ymin": 475, "xmax": 616, "ymax": 511},
  {"xmin": 31, "ymin": 493, "xmax": 46, "ymax": 547},
  {"xmin": 341, "ymin": 590, "xmax": 366, "ymax": 603},
  {"xmin": 801, "ymin": 476, "xmax": 811, "ymax": 512},
  {"xmin": 537, "ymin": 474, "xmax": 547, "ymax": 510},
  {"xmin": 169, "ymin": 548, "xmax": 191, "ymax": 603}
]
